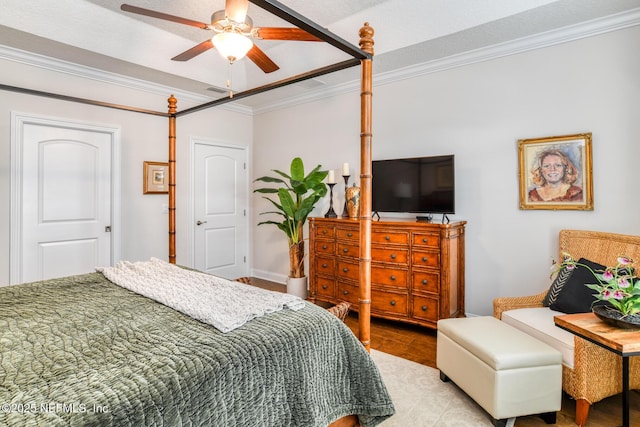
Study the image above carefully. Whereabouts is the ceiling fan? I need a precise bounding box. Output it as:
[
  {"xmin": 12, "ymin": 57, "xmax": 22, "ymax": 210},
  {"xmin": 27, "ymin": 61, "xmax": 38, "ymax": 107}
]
[{"xmin": 121, "ymin": 0, "xmax": 322, "ymax": 73}]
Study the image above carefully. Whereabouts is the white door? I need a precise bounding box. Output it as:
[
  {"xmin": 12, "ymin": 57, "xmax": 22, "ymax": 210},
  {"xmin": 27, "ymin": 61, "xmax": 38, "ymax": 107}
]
[
  {"xmin": 193, "ymin": 142, "xmax": 248, "ymax": 279},
  {"xmin": 15, "ymin": 118, "xmax": 114, "ymax": 283}
]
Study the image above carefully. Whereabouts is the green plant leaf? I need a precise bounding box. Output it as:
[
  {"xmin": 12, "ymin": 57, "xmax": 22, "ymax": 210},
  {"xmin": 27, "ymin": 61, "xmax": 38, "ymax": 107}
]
[
  {"xmin": 254, "ymin": 188, "xmax": 279, "ymax": 194},
  {"xmin": 254, "ymin": 176, "xmax": 286, "ymax": 184},
  {"xmin": 290, "ymin": 157, "xmax": 304, "ymax": 181}
]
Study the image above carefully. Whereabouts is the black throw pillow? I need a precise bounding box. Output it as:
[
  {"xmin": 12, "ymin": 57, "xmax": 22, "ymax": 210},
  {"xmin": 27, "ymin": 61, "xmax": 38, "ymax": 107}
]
[
  {"xmin": 543, "ymin": 264, "xmax": 574, "ymax": 307},
  {"xmin": 549, "ymin": 258, "xmax": 609, "ymax": 314}
]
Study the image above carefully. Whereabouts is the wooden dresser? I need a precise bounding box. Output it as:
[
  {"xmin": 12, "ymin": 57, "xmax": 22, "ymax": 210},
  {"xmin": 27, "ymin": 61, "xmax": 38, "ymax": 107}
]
[{"xmin": 309, "ymin": 217, "xmax": 466, "ymax": 329}]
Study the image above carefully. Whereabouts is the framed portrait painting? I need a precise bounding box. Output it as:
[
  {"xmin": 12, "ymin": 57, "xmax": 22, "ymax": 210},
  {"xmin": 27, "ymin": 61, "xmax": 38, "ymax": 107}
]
[
  {"xmin": 518, "ymin": 133, "xmax": 593, "ymax": 210},
  {"xmin": 143, "ymin": 161, "xmax": 169, "ymax": 194}
]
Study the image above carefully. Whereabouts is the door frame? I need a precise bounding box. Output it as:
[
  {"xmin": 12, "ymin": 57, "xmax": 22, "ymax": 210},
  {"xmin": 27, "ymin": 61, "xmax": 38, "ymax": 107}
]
[
  {"xmin": 10, "ymin": 112, "xmax": 122, "ymax": 284},
  {"xmin": 189, "ymin": 137, "xmax": 250, "ymax": 275}
]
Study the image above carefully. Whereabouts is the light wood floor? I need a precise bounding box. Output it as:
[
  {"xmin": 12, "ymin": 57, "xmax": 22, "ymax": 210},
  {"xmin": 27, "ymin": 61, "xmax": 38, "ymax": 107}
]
[{"xmin": 250, "ymin": 278, "xmax": 639, "ymax": 426}]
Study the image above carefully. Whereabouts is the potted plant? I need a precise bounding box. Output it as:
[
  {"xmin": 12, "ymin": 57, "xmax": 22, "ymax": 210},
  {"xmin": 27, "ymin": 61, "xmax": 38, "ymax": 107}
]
[
  {"xmin": 254, "ymin": 157, "xmax": 328, "ymax": 297},
  {"xmin": 552, "ymin": 253, "xmax": 640, "ymax": 327}
]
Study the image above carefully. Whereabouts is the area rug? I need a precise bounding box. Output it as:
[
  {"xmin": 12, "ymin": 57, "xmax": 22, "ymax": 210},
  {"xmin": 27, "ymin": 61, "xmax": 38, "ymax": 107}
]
[{"xmin": 370, "ymin": 349, "xmax": 515, "ymax": 427}]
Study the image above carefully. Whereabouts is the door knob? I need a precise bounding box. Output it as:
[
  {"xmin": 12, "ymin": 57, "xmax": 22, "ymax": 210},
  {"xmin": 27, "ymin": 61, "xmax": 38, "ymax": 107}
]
[{"xmin": 196, "ymin": 220, "xmax": 208, "ymax": 226}]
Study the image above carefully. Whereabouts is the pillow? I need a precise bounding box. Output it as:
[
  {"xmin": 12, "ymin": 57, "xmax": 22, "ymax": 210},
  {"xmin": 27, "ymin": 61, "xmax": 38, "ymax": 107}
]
[
  {"xmin": 549, "ymin": 258, "xmax": 609, "ymax": 314},
  {"xmin": 543, "ymin": 264, "xmax": 574, "ymax": 307}
]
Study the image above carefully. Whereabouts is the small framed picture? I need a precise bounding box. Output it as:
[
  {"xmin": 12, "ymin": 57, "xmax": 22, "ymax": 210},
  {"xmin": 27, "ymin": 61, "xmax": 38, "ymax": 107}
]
[
  {"xmin": 143, "ymin": 161, "xmax": 169, "ymax": 194},
  {"xmin": 518, "ymin": 133, "xmax": 593, "ymax": 210}
]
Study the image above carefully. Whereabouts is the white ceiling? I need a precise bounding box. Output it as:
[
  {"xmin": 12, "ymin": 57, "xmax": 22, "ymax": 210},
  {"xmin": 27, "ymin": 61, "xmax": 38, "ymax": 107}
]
[{"xmin": 1, "ymin": 0, "xmax": 640, "ymax": 111}]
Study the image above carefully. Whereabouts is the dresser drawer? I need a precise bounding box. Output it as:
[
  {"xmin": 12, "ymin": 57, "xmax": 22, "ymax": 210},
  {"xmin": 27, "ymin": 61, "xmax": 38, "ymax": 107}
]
[
  {"xmin": 337, "ymin": 282, "xmax": 359, "ymax": 305},
  {"xmin": 372, "ymin": 290, "xmax": 408, "ymax": 316},
  {"xmin": 314, "ymin": 257, "xmax": 335, "ymax": 276},
  {"xmin": 371, "ymin": 266, "xmax": 408, "ymax": 288},
  {"xmin": 412, "ymin": 251, "xmax": 440, "ymax": 268},
  {"xmin": 371, "ymin": 246, "xmax": 408, "ymax": 264},
  {"xmin": 337, "ymin": 259, "xmax": 359, "ymax": 281},
  {"xmin": 314, "ymin": 225, "xmax": 335, "ymax": 239},
  {"xmin": 337, "ymin": 243, "xmax": 359, "ymax": 259},
  {"xmin": 314, "ymin": 240, "xmax": 335, "ymax": 256},
  {"xmin": 412, "ymin": 271, "xmax": 440, "ymax": 294},
  {"xmin": 314, "ymin": 276, "xmax": 335, "ymax": 298},
  {"xmin": 412, "ymin": 295, "xmax": 439, "ymax": 322},
  {"xmin": 336, "ymin": 228, "xmax": 359, "ymax": 242},
  {"xmin": 372, "ymin": 230, "xmax": 409, "ymax": 245},
  {"xmin": 413, "ymin": 232, "xmax": 440, "ymax": 248}
]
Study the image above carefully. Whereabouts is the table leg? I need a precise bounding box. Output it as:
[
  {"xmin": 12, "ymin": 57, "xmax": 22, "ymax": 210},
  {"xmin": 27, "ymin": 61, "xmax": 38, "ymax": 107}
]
[{"xmin": 622, "ymin": 356, "xmax": 629, "ymax": 427}]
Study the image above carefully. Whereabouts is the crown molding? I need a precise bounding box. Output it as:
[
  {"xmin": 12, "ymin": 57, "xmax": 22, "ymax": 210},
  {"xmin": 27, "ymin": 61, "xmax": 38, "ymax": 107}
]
[
  {"xmin": 373, "ymin": 6, "xmax": 640, "ymax": 86},
  {"xmin": 1, "ymin": 7, "xmax": 638, "ymax": 117},
  {"xmin": 253, "ymin": 7, "xmax": 640, "ymax": 115},
  {"xmin": 0, "ymin": 44, "xmax": 253, "ymax": 115}
]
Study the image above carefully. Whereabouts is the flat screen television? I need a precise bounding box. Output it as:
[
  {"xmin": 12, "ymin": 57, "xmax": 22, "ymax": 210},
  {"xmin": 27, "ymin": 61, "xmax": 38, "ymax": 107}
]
[{"xmin": 372, "ymin": 155, "xmax": 455, "ymax": 216}]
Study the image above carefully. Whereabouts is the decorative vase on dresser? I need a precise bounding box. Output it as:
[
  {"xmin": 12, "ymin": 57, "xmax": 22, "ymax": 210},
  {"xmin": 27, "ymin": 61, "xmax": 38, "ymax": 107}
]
[{"xmin": 308, "ymin": 217, "xmax": 466, "ymax": 329}]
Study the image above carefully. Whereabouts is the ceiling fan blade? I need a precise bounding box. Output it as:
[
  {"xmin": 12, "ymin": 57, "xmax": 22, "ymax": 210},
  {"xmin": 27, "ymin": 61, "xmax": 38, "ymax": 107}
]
[
  {"xmin": 225, "ymin": 0, "xmax": 249, "ymax": 23},
  {"xmin": 246, "ymin": 45, "xmax": 279, "ymax": 73},
  {"xmin": 172, "ymin": 39, "xmax": 214, "ymax": 61},
  {"xmin": 255, "ymin": 27, "xmax": 322, "ymax": 42},
  {"xmin": 121, "ymin": 4, "xmax": 209, "ymax": 30}
]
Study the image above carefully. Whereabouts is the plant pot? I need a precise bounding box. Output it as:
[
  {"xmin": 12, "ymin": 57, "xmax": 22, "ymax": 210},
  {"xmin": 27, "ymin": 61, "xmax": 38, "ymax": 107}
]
[
  {"xmin": 286, "ymin": 276, "xmax": 308, "ymax": 299},
  {"xmin": 592, "ymin": 305, "xmax": 640, "ymax": 329}
]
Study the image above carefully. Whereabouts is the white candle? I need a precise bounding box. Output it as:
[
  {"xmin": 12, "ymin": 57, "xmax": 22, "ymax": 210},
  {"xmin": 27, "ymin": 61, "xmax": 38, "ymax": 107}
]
[
  {"xmin": 327, "ymin": 170, "xmax": 335, "ymax": 183},
  {"xmin": 342, "ymin": 163, "xmax": 350, "ymax": 176}
]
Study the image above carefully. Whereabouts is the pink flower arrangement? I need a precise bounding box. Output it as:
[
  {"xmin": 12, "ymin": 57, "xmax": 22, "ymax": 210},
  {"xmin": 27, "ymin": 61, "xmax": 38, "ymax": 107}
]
[{"xmin": 556, "ymin": 253, "xmax": 640, "ymax": 317}]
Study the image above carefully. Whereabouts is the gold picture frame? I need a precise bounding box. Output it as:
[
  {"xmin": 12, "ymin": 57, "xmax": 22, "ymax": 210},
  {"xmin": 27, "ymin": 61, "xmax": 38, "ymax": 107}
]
[
  {"xmin": 518, "ymin": 133, "xmax": 593, "ymax": 210},
  {"xmin": 143, "ymin": 161, "xmax": 169, "ymax": 194}
]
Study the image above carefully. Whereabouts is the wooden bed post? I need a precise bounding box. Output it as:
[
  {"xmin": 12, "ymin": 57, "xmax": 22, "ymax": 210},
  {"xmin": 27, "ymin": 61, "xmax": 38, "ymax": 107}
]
[
  {"xmin": 358, "ymin": 23, "xmax": 374, "ymax": 351},
  {"xmin": 168, "ymin": 95, "xmax": 177, "ymax": 264}
]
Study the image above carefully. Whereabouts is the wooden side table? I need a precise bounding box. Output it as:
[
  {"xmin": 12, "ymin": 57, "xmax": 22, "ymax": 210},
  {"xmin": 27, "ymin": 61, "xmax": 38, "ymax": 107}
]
[{"xmin": 554, "ymin": 312, "xmax": 640, "ymax": 427}]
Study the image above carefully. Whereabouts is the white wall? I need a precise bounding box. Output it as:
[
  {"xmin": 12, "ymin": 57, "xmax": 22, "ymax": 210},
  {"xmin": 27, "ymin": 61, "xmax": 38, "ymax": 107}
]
[
  {"xmin": 0, "ymin": 58, "xmax": 252, "ymax": 285},
  {"xmin": 252, "ymin": 25, "xmax": 640, "ymax": 315},
  {"xmin": 2, "ymin": 25, "xmax": 638, "ymax": 314}
]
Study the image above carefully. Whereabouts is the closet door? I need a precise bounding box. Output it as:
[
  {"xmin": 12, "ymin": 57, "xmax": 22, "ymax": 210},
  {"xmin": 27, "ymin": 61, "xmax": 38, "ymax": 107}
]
[
  {"xmin": 193, "ymin": 141, "xmax": 248, "ymax": 279},
  {"xmin": 14, "ymin": 116, "xmax": 115, "ymax": 283}
]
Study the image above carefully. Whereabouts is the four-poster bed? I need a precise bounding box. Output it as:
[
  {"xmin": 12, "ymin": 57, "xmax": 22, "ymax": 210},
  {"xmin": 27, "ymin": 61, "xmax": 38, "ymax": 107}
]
[
  {"xmin": 1, "ymin": 1, "xmax": 390, "ymax": 425},
  {"xmin": 165, "ymin": 17, "xmax": 376, "ymax": 352}
]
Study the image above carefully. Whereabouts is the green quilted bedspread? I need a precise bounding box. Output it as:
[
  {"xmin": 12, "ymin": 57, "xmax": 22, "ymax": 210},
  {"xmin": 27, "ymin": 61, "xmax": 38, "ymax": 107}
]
[{"xmin": 0, "ymin": 273, "xmax": 394, "ymax": 426}]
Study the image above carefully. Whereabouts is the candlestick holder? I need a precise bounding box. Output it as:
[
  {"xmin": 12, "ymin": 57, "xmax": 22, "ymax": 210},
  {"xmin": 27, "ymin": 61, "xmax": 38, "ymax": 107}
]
[
  {"xmin": 324, "ymin": 183, "xmax": 337, "ymax": 218},
  {"xmin": 341, "ymin": 175, "xmax": 350, "ymax": 218}
]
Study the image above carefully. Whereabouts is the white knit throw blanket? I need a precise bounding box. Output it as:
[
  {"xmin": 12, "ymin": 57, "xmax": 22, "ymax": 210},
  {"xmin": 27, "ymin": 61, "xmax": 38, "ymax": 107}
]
[{"xmin": 97, "ymin": 258, "xmax": 305, "ymax": 333}]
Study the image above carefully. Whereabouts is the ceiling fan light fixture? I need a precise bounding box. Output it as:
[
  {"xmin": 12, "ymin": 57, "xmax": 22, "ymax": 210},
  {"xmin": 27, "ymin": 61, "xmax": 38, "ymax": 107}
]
[{"xmin": 213, "ymin": 32, "xmax": 253, "ymax": 62}]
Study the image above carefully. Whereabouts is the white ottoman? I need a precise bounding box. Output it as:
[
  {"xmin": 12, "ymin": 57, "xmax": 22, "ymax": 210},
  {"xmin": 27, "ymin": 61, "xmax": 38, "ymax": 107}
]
[{"xmin": 437, "ymin": 316, "xmax": 562, "ymax": 427}]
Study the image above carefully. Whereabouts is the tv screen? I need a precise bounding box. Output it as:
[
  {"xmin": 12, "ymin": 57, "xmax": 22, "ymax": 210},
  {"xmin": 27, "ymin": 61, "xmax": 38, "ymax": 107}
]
[{"xmin": 372, "ymin": 155, "xmax": 455, "ymax": 214}]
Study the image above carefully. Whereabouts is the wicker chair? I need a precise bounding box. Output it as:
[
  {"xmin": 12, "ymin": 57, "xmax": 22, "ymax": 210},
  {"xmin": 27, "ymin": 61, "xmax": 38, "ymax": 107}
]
[{"xmin": 493, "ymin": 229, "xmax": 640, "ymax": 426}]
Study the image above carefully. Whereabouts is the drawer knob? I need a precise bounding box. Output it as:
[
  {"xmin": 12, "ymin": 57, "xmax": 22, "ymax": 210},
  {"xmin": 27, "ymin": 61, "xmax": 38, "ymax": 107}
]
[
  {"xmin": 385, "ymin": 235, "xmax": 390, "ymax": 241},
  {"xmin": 390, "ymin": 300, "xmax": 396, "ymax": 306},
  {"xmin": 390, "ymin": 254, "xmax": 396, "ymax": 259},
  {"xmin": 422, "ymin": 279, "xmax": 428, "ymax": 285},
  {"xmin": 343, "ymin": 290, "xmax": 349, "ymax": 295},
  {"xmin": 390, "ymin": 275, "xmax": 396, "ymax": 281},
  {"xmin": 343, "ymin": 267, "xmax": 349, "ymax": 273},
  {"xmin": 322, "ymin": 285, "xmax": 328, "ymax": 290},
  {"xmin": 422, "ymin": 238, "xmax": 427, "ymax": 243},
  {"xmin": 421, "ymin": 305, "xmax": 428, "ymax": 311},
  {"xmin": 347, "ymin": 232, "xmax": 352, "ymax": 237},
  {"xmin": 322, "ymin": 263, "xmax": 328, "ymax": 268},
  {"xmin": 422, "ymin": 256, "xmax": 428, "ymax": 262},
  {"xmin": 322, "ymin": 244, "xmax": 328, "ymax": 249},
  {"xmin": 322, "ymin": 230, "xmax": 327, "ymax": 234},
  {"xmin": 343, "ymin": 248, "xmax": 349, "ymax": 253}
]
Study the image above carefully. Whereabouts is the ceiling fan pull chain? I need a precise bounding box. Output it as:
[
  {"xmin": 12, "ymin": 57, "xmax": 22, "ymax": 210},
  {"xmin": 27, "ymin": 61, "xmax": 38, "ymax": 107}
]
[{"xmin": 226, "ymin": 62, "xmax": 234, "ymax": 98}]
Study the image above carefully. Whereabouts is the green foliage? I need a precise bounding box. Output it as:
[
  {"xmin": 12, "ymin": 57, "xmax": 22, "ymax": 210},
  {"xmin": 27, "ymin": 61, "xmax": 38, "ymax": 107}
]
[{"xmin": 254, "ymin": 157, "xmax": 328, "ymax": 246}]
